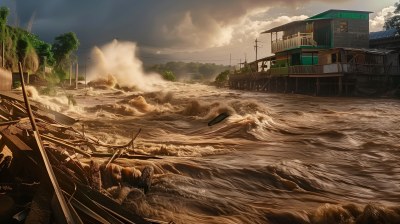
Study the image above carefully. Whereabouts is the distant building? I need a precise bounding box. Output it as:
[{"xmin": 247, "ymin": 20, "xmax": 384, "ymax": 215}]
[
  {"xmin": 229, "ymin": 9, "xmax": 400, "ymax": 96},
  {"xmin": 370, "ymin": 28, "xmax": 400, "ymax": 51}
]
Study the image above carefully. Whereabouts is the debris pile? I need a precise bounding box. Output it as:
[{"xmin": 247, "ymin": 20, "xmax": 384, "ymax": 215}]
[{"xmin": 0, "ymin": 65, "xmax": 169, "ymax": 223}]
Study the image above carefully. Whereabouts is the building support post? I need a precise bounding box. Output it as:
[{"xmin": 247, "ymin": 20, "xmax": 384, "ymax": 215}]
[
  {"xmin": 284, "ymin": 77, "xmax": 288, "ymax": 93},
  {"xmin": 338, "ymin": 76, "xmax": 343, "ymax": 96},
  {"xmin": 316, "ymin": 77, "xmax": 320, "ymax": 96},
  {"xmin": 295, "ymin": 77, "xmax": 298, "ymax": 93}
]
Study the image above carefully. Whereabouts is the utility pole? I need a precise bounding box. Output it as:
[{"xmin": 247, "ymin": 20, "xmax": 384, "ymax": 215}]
[
  {"xmin": 85, "ymin": 57, "xmax": 89, "ymax": 89},
  {"xmin": 69, "ymin": 64, "xmax": 72, "ymax": 86},
  {"xmin": 2, "ymin": 40, "xmax": 4, "ymax": 68},
  {"xmin": 75, "ymin": 62, "xmax": 78, "ymax": 89},
  {"xmin": 254, "ymin": 38, "xmax": 261, "ymax": 61},
  {"xmin": 84, "ymin": 63, "xmax": 86, "ymax": 89},
  {"xmin": 229, "ymin": 53, "xmax": 231, "ymax": 68}
]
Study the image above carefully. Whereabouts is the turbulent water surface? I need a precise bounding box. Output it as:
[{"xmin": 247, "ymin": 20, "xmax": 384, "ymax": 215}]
[{"xmin": 58, "ymin": 82, "xmax": 400, "ymax": 224}]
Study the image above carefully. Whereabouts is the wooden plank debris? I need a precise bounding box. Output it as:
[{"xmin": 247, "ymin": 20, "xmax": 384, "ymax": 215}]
[
  {"xmin": 0, "ymin": 64, "xmax": 169, "ymax": 223},
  {"xmin": 18, "ymin": 62, "xmax": 79, "ymax": 224}
]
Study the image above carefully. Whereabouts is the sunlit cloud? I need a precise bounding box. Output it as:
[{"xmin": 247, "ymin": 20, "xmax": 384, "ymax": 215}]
[{"xmin": 370, "ymin": 6, "xmax": 396, "ymax": 32}]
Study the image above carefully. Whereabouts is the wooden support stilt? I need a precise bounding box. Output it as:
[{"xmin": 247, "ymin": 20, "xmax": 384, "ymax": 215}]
[
  {"xmin": 284, "ymin": 77, "xmax": 288, "ymax": 93},
  {"xmin": 338, "ymin": 76, "xmax": 343, "ymax": 96},
  {"xmin": 295, "ymin": 78, "xmax": 298, "ymax": 93},
  {"xmin": 316, "ymin": 78, "xmax": 320, "ymax": 96}
]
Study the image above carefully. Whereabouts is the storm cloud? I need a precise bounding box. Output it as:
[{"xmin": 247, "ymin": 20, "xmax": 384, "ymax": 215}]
[{"xmin": 5, "ymin": 0, "xmax": 349, "ymax": 51}]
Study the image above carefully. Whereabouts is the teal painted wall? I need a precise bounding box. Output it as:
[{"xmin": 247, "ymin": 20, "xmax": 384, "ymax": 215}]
[{"xmin": 301, "ymin": 55, "xmax": 319, "ymax": 65}]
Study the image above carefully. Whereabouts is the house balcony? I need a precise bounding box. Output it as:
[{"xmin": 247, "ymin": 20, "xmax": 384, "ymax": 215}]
[
  {"xmin": 269, "ymin": 64, "xmax": 400, "ymax": 76},
  {"xmin": 272, "ymin": 33, "xmax": 317, "ymax": 53}
]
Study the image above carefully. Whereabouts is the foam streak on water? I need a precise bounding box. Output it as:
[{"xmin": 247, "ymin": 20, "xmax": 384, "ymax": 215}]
[{"xmin": 56, "ymin": 82, "xmax": 400, "ymax": 224}]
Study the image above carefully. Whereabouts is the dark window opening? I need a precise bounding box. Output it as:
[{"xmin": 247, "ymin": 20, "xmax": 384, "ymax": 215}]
[
  {"xmin": 332, "ymin": 54, "xmax": 337, "ymax": 63},
  {"xmin": 347, "ymin": 55, "xmax": 354, "ymax": 63}
]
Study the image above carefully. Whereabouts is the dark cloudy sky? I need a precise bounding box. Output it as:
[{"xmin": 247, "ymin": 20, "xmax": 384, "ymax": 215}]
[{"xmin": 1, "ymin": 0, "xmax": 398, "ymax": 65}]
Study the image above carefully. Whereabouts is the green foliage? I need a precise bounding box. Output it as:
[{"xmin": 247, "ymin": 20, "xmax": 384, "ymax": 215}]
[
  {"xmin": 0, "ymin": 7, "xmax": 9, "ymax": 40},
  {"xmin": 0, "ymin": 8, "xmax": 79, "ymax": 86},
  {"xmin": 162, "ymin": 70, "xmax": 176, "ymax": 81},
  {"xmin": 0, "ymin": 7, "xmax": 9, "ymax": 39},
  {"xmin": 384, "ymin": 1, "xmax": 400, "ymax": 30},
  {"xmin": 28, "ymin": 35, "xmax": 55, "ymax": 66},
  {"xmin": 66, "ymin": 94, "xmax": 77, "ymax": 106},
  {"xmin": 52, "ymin": 32, "xmax": 80, "ymax": 67},
  {"xmin": 53, "ymin": 66, "xmax": 67, "ymax": 81},
  {"xmin": 40, "ymin": 85, "xmax": 57, "ymax": 96},
  {"xmin": 12, "ymin": 81, "xmax": 21, "ymax": 89},
  {"xmin": 215, "ymin": 70, "xmax": 230, "ymax": 83},
  {"xmin": 0, "ymin": 9, "xmax": 42, "ymax": 72},
  {"xmin": 0, "ymin": 7, "xmax": 9, "ymax": 21},
  {"xmin": 16, "ymin": 38, "xmax": 29, "ymax": 62},
  {"xmin": 146, "ymin": 62, "xmax": 230, "ymax": 81}
]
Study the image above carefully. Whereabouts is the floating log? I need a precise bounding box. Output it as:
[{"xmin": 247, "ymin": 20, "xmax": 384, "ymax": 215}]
[{"xmin": 208, "ymin": 112, "xmax": 230, "ymax": 126}]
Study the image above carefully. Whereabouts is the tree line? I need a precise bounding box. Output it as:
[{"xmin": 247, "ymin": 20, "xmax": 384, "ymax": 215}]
[
  {"xmin": 146, "ymin": 61, "xmax": 231, "ymax": 82},
  {"xmin": 384, "ymin": 1, "xmax": 400, "ymax": 31},
  {"xmin": 0, "ymin": 6, "xmax": 79, "ymax": 82}
]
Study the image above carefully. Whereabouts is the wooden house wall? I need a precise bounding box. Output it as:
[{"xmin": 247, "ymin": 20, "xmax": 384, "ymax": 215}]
[
  {"xmin": 318, "ymin": 49, "xmax": 395, "ymax": 67},
  {"xmin": 275, "ymin": 53, "xmax": 289, "ymax": 67},
  {"xmin": 385, "ymin": 53, "xmax": 400, "ymax": 67},
  {"xmin": 318, "ymin": 49, "xmax": 341, "ymax": 65},
  {"xmin": 313, "ymin": 20, "xmax": 332, "ymax": 47},
  {"xmin": 332, "ymin": 19, "xmax": 369, "ymax": 48}
]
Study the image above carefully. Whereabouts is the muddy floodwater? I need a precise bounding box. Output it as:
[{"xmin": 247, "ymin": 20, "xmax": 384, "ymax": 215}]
[{"xmin": 54, "ymin": 82, "xmax": 400, "ymax": 224}]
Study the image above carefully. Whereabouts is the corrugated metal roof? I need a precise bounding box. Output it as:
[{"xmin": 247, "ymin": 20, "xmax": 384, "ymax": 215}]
[
  {"xmin": 261, "ymin": 20, "xmax": 305, "ymax": 34},
  {"xmin": 307, "ymin": 9, "xmax": 372, "ymax": 20},
  {"xmin": 261, "ymin": 9, "xmax": 371, "ymax": 34},
  {"xmin": 369, "ymin": 28, "xmax": 399, "ymax": 40},
  {"xmin": 320, "ymin": 47, "xmax": 395, "ymax": 55}
]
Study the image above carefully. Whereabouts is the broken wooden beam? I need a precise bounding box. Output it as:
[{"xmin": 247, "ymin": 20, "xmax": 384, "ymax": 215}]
[
  {"xmin": 41, "ymin": 134, "xmax": 91, "ymax": 158},
  {"xmin": 18, "ymin": 62, "xmax": 79, "ymax": 224},
  {"xmin": 91, "ymin": 152, "xmax": 161, "ymax": 160}
]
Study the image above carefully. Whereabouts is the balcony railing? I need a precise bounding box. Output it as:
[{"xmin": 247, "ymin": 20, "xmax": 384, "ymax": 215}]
[
  {"xmin": 269, "ymin": 64, "xmax": 400, "ymax": 76},
  {"xmin": 272, "ymin": 33, "xmax": 317, "ymax": 53}
]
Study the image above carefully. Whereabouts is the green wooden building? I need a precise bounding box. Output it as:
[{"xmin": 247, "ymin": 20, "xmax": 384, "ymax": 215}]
[
  {"xmin": 262, "ymin": 9, "xmax": 371, "ymax": 68},
  {"xmin": 229, "ymin": 9, "xmax": 400, "ymax": 96}
]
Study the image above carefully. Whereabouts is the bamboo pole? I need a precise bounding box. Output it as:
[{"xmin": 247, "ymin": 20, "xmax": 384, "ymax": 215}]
[{"xmin": 18, "ymin": 62, "xmax": 79, "ymax": 224}]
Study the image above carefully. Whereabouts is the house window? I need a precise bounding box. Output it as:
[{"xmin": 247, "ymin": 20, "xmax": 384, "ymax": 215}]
[
  {"xmin": 339, "ymin": 21, "xmax": 348, "ymax": 32},
  {"xmin": 347, "ymin": 55, "xmax": 354, "ymax": 63},
  {"xmin": 306, "ymin": 22, "xmax": 314, "ymax": 33},
  {"xmin": 332, "ymin": 54, "xmax": 337, "ymax": 63}
]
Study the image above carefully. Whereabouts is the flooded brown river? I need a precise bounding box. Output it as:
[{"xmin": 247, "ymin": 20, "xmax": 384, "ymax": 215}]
[{"xmin": 46, "ymin": 81, "xmax": 400, "ymax": 224}]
